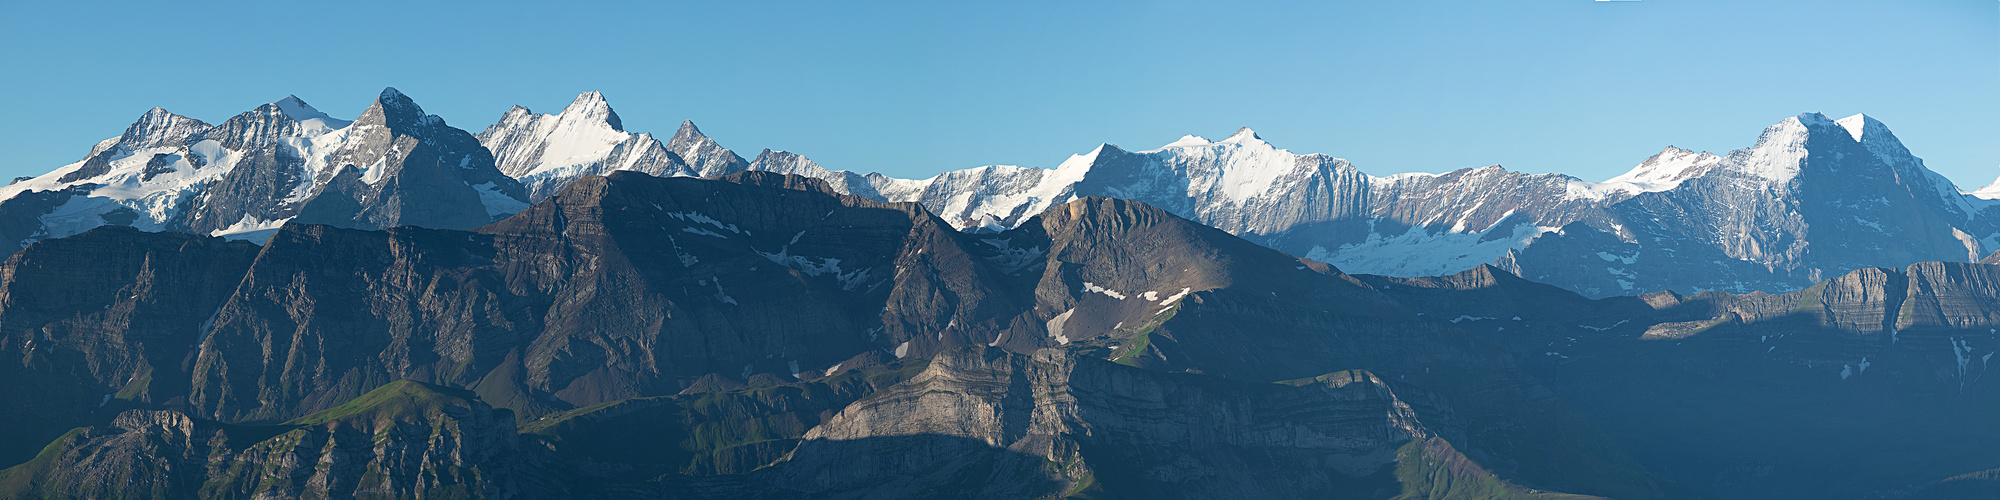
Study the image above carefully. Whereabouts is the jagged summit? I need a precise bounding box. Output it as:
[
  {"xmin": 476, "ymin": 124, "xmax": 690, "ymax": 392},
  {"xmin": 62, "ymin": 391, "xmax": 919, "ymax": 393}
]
[{"xmin": 0, "ymin": 87, "xmax": 528, "ymax": 249}]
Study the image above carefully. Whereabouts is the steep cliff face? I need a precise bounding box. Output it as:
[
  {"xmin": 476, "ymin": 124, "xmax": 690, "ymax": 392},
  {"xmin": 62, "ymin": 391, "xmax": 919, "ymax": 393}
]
[
  {"xmin": 0, "ymin": 381, "xmax": 517, "ymax": 499},
  {"xmin": 184, "ymin": 170, "xmax": 1034, "ymax": 423},
  {"xmin": 0, "ymin": 226, "xmax": 259, "ymax": 467},
  {"xmin": 776, "ymin": 345, "xmax": 1495, "ymax": 499},
  {"xmin": 526, "ymin": 345, "xmax": 1611, "ymax": 499}
]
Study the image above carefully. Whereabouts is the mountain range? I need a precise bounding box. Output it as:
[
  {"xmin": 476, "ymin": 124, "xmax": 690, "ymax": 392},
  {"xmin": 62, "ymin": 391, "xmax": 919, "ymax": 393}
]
[
  {"xmin": 1, "ymin": 90, "xmax": 1999, "ymax": 498},
  {"xmin": 7, "ymin": 89, "xmax": 1999, "ymax": 299}
]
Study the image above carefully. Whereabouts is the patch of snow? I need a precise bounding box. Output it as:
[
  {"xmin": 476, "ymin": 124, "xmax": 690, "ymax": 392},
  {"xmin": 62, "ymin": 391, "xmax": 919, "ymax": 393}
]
[
  {"xmin": 1953, "ymin": 337, "xmax": 1974, "ymax": 378},
  {"xmin": 712, "ymin": 279, "xmax": 738, "ymax": 305},
  {"xmin": 1080, "ymin": 282, "xmax": 1128, "ymax": 300},
  {"xmin": 979, "ymin": 238, "xmax": 1044, "ymax": 272},
  {"xmin": 1307, "ymin": 222, "xmax": 1560, "ymax": 278},
  {"xmin": 209, "ymin": 214, "xmax": 289, "ymax": 239},
  {"xmin": 1833, "ymin": 113, "xmax": 1869, "ymax": 142},
  {"xmin": 681, "ymin": 227, "xmax": 729, "ymax": 239},
  {"xmin": 1595, "ymin": 251, "xmax": 1637, "ymax": 264},
  {"xmin": 473, "ymin": 182, "xmax": 528, "ymax": 218},
  {"xmin": 1046, "ymin": 309, "xmax": 1075, "ymax": 345},
  {"xmin": 663, "ymin": 211, "xmax": 743, "ymax": 234}
]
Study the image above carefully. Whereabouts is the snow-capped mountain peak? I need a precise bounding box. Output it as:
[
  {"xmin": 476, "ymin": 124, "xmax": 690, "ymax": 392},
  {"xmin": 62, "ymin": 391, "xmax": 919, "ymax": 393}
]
[
  {"xmin": 1834, "ymin": 113, "xmax": 1873, "ymax": 142},
  {"xmin": 267, "ymin": 95, "xmax": 351, "ymax": 135},
  {"xmin": 669, "ymin": 120, "xmax": 748, "ymax": 177},
  {"xmin": 560, "ymin": 91, "xmax": 622, "ymax": 131},
  {"xmin": 1595, "ymin": 146, "xmax": 1723, "ymax": 195},
  {"xmin": 1724, "ymin": 113, "xmax": 1826, "ymax": 184},
  {"xmin": 1156, "ymin": 134, "xmax": 1213, "ymax": 150},
  {"xmin": 0, "ymin": 88, "xmax": 529, "ymax": 249},
  {"xmin": 122, "ymin": 107, "xmax": 212, "ymax": 150},
  {"xmin": 1216, "ymin": 127, "xmax": 1265, "ymax": 146},
  {"xmin": 274, "ymin": 95, "xmax": 329, "ymax": 121},
  {"xmin": 1972, "ymin": 174, "xmax": 2000, "ymax": 200}
]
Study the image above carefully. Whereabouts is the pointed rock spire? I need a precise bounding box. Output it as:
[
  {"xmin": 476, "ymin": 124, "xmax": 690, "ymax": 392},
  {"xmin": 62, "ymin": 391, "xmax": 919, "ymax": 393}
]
[{"xmin": 670, "ymin": 119, "xmax": 706, "ymax": 144}]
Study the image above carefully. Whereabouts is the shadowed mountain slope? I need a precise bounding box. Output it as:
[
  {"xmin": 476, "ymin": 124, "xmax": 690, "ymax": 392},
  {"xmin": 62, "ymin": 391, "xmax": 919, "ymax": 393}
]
[{"xmin": 0, "ymin": 171, "xmax": 1656, "ymax": 499}]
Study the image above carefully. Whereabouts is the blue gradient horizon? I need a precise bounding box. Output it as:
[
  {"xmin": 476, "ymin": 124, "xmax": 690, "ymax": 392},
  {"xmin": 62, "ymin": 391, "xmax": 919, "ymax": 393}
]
[{"xmin": 2, "ymin": 1, "xmax": 1993, "ymax": 186}]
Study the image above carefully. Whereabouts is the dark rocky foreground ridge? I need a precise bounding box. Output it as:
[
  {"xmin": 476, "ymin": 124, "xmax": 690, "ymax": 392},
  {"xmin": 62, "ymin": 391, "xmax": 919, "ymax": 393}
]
[
  {"xmin": 2, "ymin": 170, "xmax": 1998, "ymax": 498},
  {"xmin": 1360, "ymin": 264, "xmax": 2000, "ymax": 499},
  {"xmin": 0, "ymin": 171, "xmax": 1656, "ymax": 499}
]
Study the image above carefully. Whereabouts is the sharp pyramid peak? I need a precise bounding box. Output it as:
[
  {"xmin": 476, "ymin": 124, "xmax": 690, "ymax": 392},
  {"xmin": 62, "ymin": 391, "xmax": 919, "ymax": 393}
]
[
  {"xmin": 670, "ymin": 120, "xmax": 714, "ymax": 144},
  {"xmin": 558, "ymin": 91, "xmax": 622, "ymax": 131}
]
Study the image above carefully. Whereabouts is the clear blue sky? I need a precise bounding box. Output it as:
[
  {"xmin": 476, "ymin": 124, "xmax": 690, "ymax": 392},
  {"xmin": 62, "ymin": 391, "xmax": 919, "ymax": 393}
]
[{"xmin": 2, "ymin": 1, "xmax": 1994, "ymax": 187}]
